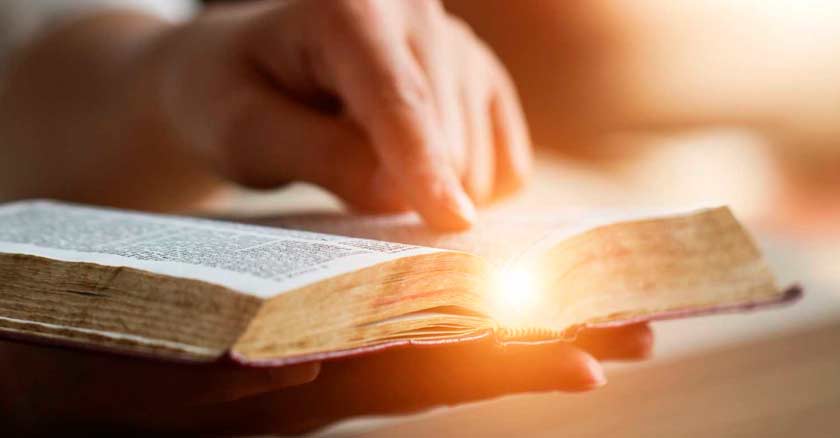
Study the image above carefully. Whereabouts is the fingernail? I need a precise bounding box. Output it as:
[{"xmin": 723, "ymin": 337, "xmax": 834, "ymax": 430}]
[
  {"xmin": 590, "ymin": 368, "xmax": 607, "ymax": 388},
  {"xmin": 270, "ymin": 362, "xmax": 321, "ymax": 387},
  {"xmin": 449, "ymin": 186, "xmax": 477, "ymax": 226},
  {"xmin": 587, "ymin": 363, "xmax": 607, "ymax": 388},
  {"xmin": 581, "ymin": 355, "xmax": 607, "ymax": 389}
]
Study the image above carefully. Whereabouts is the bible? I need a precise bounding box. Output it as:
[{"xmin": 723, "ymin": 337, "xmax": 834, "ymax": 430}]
[{"xmin": 0, "ymin": 200, "xmax": 799, "ymax": 365}]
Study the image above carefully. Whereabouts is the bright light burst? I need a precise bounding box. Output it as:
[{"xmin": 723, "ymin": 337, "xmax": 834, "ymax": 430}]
[{"xmin": 489, "ymin": 265, "xmax": 541, "ymax": 325}]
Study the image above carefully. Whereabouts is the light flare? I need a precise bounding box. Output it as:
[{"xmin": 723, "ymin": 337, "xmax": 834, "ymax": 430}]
[{"xmin": 489, "ymin": 265, "xmax": 541, "ymax": 326}]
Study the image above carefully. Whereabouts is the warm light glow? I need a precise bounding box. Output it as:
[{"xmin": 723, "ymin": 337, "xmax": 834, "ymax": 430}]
[{"xmin": 489, "ymin": 265, "xmax": 541, "ymax": 325}]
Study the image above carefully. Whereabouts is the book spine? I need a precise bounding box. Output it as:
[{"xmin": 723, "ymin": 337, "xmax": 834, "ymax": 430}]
[{"xmin": 497, "ymin": 326, "xmax": 570, "ymax": 342}]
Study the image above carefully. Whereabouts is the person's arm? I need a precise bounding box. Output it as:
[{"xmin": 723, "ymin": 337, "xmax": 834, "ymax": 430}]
[
  {"xmin": 0, "ymin": 9, "xmax": 217, "ymax": 212},
  {"xmin": 0, "ymin": 0, "xmax": 533, "ymax": 230}
]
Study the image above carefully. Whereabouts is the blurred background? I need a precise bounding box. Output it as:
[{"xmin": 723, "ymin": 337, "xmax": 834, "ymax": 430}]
[
  {"xmin": 210, "ymin": 1, "xmax": 840, "ymax": 436},
  {"xmin": 4, "ymin": 0, "xmax": 840, "ymax": 435}
]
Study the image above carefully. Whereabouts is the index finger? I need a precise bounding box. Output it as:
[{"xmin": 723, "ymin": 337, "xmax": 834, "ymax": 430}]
[
  {"xmin": 572, "ymin": 323, "xmax": 654, "ymax": 361},
  {"xmin": 319, "ymin": 3, "xmax": 476, "ymax": 229}
]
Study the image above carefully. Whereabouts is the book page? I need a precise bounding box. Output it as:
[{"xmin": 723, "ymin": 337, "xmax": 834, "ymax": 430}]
[
  {"xmin": 262, "ymin": 206, "xmax": 755, "ymax": 329},
  {"xmin": 260, "ymin": 206, "xmax": 706, "ymax": 268},
  {"xmin": 0, "ymin": 201, "xmax": 442, "ymax": 298}
]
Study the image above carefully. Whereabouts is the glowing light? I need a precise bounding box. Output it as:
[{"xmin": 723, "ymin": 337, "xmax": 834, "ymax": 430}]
[{"xmin": 490, "ymin": 265, "xmax": 540, "ymax": 325}]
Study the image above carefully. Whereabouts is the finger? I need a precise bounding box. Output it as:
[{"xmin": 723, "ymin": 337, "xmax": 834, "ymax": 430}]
[
  {"xmin": 406, "ymin": 2, "xmax": 468, "ymax": 177},
  {"xmin": 326, "ymin": 340, "xmax": 607, "ymax": 411},
  {"xmin": 246, "ymin": 2, "xmax": 474, "ymax": 227},
  {"xmin": 572, "ymin": 323, "xmax": 654, "ymax": 361},
  {"xmin": 317, "ymin": 2, "xmax": 476, "ymax": 229},
  {"xmin": 171, "ymin": 361, "xmax": 322, "ymax": 406},
  {"xmin": 490, "ymin": 62, "xmax": 533, "ymax": 199},
  {"xmin": 214, "ymin": 80, "xmax": 406, "ymax": 213},
  {"xmin": 460, "ymin": 77, "xmax": 496, "ymax": 203},
  {"xmin": 347, "ymin": 168, "xmax": 412, "ymax": 214},
  {"xmin": 179, "ymin": 339, "xmax": 606, "ymax": 435}
]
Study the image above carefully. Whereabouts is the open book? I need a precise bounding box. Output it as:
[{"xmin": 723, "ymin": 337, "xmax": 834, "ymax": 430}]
[{"xmin": 0, "ymin": 200, "xmax": 799, "ymax": 365}]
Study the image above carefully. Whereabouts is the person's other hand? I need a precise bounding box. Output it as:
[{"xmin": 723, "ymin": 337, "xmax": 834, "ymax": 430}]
[
  {"xmin": 2, "ymin": 323, "xmax": 649, "ymax": 434},
  {"xmin": 0, "ymin": 339, "xmax": 320, "ymax": 433},
  {"xmin": 142, "ymin": 0, "xmax": 530, "ymax": 229},
  {"xmin": 159, "ymin": 323, "xmax": 653, "ymax": 434},
  {"xmin": 1, "ymin": 324, "xmax": 650, "ymax": 434}
]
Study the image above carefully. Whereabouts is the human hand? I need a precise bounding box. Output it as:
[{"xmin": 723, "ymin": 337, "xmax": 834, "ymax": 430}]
[
  {"xmin": 156, "ymin": 323, "xmax": 653, "ymax": 434},
  {"xmin": 144, "ymin": 0, "xmax": 531, "ymax": 229},
  {"xmin": 0, "ymin": 339, "xmax": 320, "ymax": 433},
  {"xmin": 0, "ymin": 323, "xmax": 650, "ymax": 434}
]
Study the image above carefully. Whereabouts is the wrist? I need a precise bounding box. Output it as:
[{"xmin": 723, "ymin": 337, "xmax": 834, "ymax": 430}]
[
  {"xmin": 101, "ymin": 12, "xmax": 187, "ymax": 150},
  {"xmin": 1, "ymin": 10, "xmax": 223, "ymax": 209}
]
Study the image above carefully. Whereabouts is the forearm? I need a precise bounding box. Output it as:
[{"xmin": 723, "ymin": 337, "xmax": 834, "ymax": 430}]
[{"xmin": 0, "ymin": 11, "xmax": 221, "ymax": 211}]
